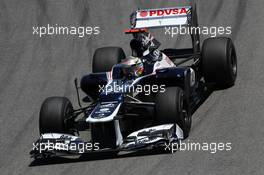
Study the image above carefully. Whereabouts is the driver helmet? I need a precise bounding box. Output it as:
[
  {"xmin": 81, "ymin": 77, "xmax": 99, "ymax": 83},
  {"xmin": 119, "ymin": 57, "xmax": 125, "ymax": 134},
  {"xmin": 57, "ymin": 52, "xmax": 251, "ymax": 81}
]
[{"xmin": 121, "ymin": 56, "xmax": 144, "ymax": 77}]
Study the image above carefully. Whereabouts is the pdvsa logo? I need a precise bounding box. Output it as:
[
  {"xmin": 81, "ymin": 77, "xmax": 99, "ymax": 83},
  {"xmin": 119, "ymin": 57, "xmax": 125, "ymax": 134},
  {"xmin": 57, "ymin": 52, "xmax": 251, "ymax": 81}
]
[
  {"xmin": 139, "ymin": 11, "xmax": 148, "ymax": 17},
  {"xmin": 139, "ymin": 8, "xmax": 187, "ymax": 17}
]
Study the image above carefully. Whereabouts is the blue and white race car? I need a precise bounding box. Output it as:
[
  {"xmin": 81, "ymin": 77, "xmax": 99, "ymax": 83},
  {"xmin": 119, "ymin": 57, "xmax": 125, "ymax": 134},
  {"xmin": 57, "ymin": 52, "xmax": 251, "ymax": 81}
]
[{"xmin": 30, "ymin": 5, "xmax": 237, "ymax": 159}]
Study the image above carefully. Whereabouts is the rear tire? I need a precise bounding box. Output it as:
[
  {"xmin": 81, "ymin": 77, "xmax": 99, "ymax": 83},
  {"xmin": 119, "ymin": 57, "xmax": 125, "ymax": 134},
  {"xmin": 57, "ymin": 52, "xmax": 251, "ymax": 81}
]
[
  {"xmin": 39, "ymin": 97, "xmax": 73, "ymax": 134},
  {"xmin": 155, "ymin": 87, "xmax": 191, "ymax": 138},
  {"xmin": 202, "ymin": 37, "xmax": 237, "ymax": 88},
  {"xmin": 92, "ymin": 47, "xmax": 126, "ymax": 73}
]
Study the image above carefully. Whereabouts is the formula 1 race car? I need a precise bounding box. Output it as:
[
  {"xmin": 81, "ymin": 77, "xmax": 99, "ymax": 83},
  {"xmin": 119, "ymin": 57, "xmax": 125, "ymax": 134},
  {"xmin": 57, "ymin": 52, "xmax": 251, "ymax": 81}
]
[{"xmin": 30, "ymin": 5, "xmax": 237, "ymax": 159}]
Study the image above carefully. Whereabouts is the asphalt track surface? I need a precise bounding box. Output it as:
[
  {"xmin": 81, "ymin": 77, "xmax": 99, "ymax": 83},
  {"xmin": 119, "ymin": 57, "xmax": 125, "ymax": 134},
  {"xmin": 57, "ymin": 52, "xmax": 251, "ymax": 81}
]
[{"xmin": 0, "ymin": 0, "xmax": 264, "ymax": 174}]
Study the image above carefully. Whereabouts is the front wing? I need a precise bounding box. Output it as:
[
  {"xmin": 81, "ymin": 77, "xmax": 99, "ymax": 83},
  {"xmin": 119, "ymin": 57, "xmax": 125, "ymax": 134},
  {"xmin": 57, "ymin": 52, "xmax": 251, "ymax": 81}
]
[{"xmin": 30, "ymin": 124, "xmax": 183, "ymax": 159}]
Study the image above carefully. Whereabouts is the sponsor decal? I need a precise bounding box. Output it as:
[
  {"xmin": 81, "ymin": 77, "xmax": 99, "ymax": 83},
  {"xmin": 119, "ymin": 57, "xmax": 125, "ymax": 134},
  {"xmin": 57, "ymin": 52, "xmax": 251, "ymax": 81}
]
[
  {"xmin": 99, "ymin": 108, "xmax": 110, "ymax": 112},
  {"xmin": 100, "ymin": 103, "xmax": 115, "ymax": 108},
  {"xmin": 139, "ymin": 8, "xmax": 187, "ymax": 17},
  {"xmin": 140, "ymin": 11, "xmax": 148, "ymax": 17}
]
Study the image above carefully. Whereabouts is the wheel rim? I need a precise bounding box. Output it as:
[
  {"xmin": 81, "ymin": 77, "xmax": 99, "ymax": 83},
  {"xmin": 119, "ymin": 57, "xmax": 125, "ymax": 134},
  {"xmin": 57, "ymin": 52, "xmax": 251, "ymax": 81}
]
[
  {"xmin": 230, "ymin": 50, "xmax": 237, "ymax": 76},
  {"xmin": 179, "ymin": 93, "xmax": 191, "ymax": 131},
  {"xmin": 64, "ymin": 104, "xmax": 73, "ymax": 131},
  {"xmin": 184, "ymin": 112, "xmax": 191, "ymax": 129}
]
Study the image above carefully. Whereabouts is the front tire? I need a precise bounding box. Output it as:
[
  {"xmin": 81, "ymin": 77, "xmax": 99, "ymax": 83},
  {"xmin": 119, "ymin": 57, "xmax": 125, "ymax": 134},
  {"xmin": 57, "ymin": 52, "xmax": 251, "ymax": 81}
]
[
  {"xmin": 39, "ymin": 97, "xmax": 73, "ymax": 134},
  {"xmin": 155, "ymin": 87, "xmax": 191, "ymax": 138}
]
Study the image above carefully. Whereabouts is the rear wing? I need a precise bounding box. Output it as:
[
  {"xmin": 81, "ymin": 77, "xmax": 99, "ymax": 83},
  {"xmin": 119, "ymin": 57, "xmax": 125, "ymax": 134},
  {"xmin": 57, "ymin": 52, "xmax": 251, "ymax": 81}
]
[
  {"xmin": 131, "ymin": 6, "xmax": 192, "ymax": 29},
  {"xmin": 129, "ymin": 5, "xmax": 200, "ymax": 55}
]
